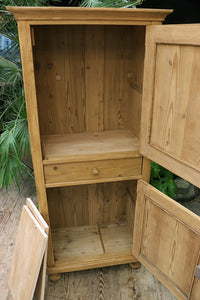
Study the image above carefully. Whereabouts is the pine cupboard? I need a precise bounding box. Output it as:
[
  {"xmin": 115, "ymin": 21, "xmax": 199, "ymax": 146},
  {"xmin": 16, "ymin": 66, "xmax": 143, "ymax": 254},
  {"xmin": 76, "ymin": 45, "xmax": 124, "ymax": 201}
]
[{"xmin": 7, "ymin": 7, "xmax": 200, "ymax": 299}]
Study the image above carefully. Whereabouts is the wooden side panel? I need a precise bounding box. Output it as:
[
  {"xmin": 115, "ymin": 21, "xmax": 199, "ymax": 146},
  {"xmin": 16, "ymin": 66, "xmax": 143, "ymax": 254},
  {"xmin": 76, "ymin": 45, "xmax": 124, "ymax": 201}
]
[
  {"xmin": 17, "ymin": 21, "xmax": 54, "ymax": 266},
  {"xmin": 128, "ymin": 26, "xmax": 145, "ymax": 139},
  {"xmin": 47, "ymin": 181, "xmax": 133, "ymax": 229},
  {"xmin": 8, "ymin": 206, "xmax": 48, "ymax": 300},
  {"xmin": 133, "ymin": 180, "xmax": 200, "ymax": 300},
  {"xmin": 140, "ymin": 25, "xmax": 200, "ymax": 188}
]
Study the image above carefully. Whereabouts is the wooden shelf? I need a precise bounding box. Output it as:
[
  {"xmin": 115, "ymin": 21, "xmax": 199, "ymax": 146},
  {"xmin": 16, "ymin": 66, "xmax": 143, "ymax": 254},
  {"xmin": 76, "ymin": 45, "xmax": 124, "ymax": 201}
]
[
  {"xmin": 47, "ymin": 222, "xmax": 136, "ymax": 274},
  {"xmin": 42, "ymin": 130, "xmax": 140, "ymax": 165}
]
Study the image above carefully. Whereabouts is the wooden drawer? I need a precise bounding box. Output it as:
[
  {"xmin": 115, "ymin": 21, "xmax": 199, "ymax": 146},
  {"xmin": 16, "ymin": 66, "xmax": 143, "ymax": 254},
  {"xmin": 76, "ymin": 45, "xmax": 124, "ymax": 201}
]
[{"xmin": 44, "ymin": 158, "xmax": 142, "ymax": 187}]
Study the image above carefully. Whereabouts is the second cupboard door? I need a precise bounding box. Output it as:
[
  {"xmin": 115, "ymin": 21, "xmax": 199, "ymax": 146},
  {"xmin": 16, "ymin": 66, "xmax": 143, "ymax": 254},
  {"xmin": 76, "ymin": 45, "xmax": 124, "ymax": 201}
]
[
  {"xmin": 133, "ymin": 180, "xmax": 200, "ymax": 300},
  {"xmin": 140, "ymin": 25, "xmax": 200, "ymax": 188}
]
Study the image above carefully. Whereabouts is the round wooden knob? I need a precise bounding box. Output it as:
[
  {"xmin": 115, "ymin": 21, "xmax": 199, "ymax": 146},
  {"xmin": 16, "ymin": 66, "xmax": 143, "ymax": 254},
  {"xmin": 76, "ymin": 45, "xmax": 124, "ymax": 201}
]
[{"xmin": 92, "ymin": 167, "xmax": 99, "ymax": 175}]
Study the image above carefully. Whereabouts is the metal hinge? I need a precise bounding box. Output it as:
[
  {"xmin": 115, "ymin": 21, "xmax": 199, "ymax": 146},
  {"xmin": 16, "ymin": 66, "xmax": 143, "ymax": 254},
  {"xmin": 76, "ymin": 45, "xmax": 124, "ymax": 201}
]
[{"xmin": 195, "ymin": 265, "xmax": 200, "ymax": 279}]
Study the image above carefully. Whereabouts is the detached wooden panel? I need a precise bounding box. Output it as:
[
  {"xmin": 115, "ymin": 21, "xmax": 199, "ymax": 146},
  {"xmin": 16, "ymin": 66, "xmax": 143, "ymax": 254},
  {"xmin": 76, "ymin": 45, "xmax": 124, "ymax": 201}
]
[
  {"xmin": 133, "ymin": 180, "xmax": 200, "ymax": 300},
  {"xmin": 26, "ymin": 198, "xmax": 49, "ymax": 300},
  {"xmin": 8, "ymin": 206, "xmax": 48, "ymax": 300},
  {"xmin": 140, "ymin": 25, "xmax": 200, "ymax": 188}
]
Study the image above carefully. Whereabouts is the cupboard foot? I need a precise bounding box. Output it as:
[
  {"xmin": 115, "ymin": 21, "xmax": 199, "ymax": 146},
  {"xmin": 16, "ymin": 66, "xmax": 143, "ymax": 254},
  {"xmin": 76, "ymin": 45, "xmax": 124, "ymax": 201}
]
[
  {"xmin": 129, "ymin": 262, "xmax": 141, "ymax": 269},
  {"xmin": 48, "ymin": 273, "xmax": 62, "ymax": 281}
]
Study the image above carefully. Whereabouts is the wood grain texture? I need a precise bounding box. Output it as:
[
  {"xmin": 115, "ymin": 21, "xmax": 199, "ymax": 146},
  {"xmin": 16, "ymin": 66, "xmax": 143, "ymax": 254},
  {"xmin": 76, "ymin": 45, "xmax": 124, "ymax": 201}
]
[
  {"xmin": 8, "ymin": 206, "xmax": 48, "ymax": 300},
  {"xmin": 17, "ymin": 21, "xmax": 54, "ymax": 267},
  {"xmin": 133, "ymin": 180, "xmax": 200, "ymax": 300},
  {"xmin": 101, "ymin": 223, "xmax": 133, "ymax": 253},
  {"xmin": 128, "ymin": 26, "xmax": 145, "ymax": 139},
  {"xmin": 49, "ymin": 222, "xmax": 136, "ymax": 273},
  {"xmin": 126, "ymin": 192, "xmax": 135, "ymax": 235},
  {"xmin": 142, "ymin": 157, "xmax": 151, "ymax": 182},
  {"xmin": 47, "ymin": 181, "xmax": 135, "ymax": 229},
  {"xmin": 42, "ymin": 130, "xmax": 140, "ymax": 164},
  {"xmin": 33, "ymin": 25, "xmax": 146, "ymax": 137},
  {"xmin": 140, "ymin": 25, "xmax": 200, "ymax": 188},
  {"xmin": 104, "ymin": 26, "xmax": 136, "ymax": 131},
  {"xmin": 26, "ymin": 198, "xmax": 49, "ymax": 300},
  {"xmin": 85, "ymin": 26, "xmax": 104, "ymax": 132},
  {"xmin": 6, "ymin": 7, "xmax": 172, "ymax": 24},
  {"xmin": 44, "ymin": 157, "xmax": 142, "ymax": 188},
  {"xmin": 33, "ymin": 25, "xmax": 86, "ymax": 135}
]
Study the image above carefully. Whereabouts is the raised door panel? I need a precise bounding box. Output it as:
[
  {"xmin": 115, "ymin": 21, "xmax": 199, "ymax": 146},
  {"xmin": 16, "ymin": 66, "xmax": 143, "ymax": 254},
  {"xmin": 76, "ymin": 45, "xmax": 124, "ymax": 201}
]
[
  {"xmin": 140, "ymin": 25, "xmax": 200, "ymax": 188},
  {"xmin": 133, "ymin": 180, "xmax": 200, "ymax": 300}
]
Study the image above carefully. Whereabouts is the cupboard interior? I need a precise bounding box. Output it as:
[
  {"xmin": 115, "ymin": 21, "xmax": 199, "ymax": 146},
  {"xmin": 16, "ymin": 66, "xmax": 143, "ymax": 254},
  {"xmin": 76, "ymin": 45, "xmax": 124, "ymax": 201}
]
[
  {"xmin": 32, "ymin": 24, "xmax": 145, "ymax": 163},
  {"xmin": 47, "ymin": 180, "xmax": 137, "ymax": 269}
]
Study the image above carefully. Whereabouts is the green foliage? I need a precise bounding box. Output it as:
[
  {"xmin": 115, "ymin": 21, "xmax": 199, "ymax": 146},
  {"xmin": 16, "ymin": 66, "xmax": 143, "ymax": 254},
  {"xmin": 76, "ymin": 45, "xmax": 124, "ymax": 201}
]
[
  {"xmin": 80, "ymin": 0, "xmax": 143, "ymax": 8},
  {"xmin": 150, "ymin": 162, "xmax": 178, "ymax": 198},
  {"xmin": 0, "ymin": 0, "xmax": 59, "ymax": 191}
]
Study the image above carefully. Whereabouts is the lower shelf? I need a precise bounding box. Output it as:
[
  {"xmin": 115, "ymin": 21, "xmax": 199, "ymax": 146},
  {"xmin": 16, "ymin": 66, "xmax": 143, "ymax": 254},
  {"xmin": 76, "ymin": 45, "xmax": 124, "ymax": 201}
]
[{"xmin": 47, "ymin": 222, "xmax": 137, "ymax": 274}]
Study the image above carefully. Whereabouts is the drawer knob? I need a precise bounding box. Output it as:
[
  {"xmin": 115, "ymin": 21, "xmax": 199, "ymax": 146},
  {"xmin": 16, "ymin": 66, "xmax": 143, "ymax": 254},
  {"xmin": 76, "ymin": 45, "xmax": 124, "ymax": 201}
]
[{"xmin": 92, "ymin": 167, "xmax": 99, "ymax": 175}]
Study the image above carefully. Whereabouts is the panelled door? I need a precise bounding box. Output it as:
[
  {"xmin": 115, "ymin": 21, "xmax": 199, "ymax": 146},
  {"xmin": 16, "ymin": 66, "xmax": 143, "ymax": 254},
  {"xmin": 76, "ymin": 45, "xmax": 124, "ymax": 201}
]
[
  {"xmin": 134, "ymin": 25, "xmax": 200, "ymax": 300},
  {"xmin": 140, "ymin": 25, "xmax": 200, "ymax": 188},
  {"xmin": 133, "ymin": 180, "xmax": 200, "ymax": 300}
]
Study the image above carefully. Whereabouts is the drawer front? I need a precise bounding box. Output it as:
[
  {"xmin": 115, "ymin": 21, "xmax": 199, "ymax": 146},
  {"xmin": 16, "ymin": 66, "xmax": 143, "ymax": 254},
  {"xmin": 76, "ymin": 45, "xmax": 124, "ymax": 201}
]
[{"xmin": 44, "ymin": 158, "xmax": 142, "ymax": 187}]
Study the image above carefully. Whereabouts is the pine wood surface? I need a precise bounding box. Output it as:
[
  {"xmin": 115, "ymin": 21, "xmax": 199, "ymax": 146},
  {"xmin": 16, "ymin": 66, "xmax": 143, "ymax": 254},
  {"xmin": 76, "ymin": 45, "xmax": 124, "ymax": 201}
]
[
  {"xmin": 47, "ymin": 181, "xmax": 135, "ymax": 229},
  {"xmin": 51, "ymin": 222, "xmax": 132, "ymax": 260},
  {"xmin": 6, "ymin": 7, "xmax": 172, "ymax": 25},
  {"xmin": 26, "ymin": 198, "xmax": 49, "ymax": 300},
  {"xmin": 42, "ymin": 130, "xmax": 140, "ymax": 164},
  {"xmin": 17, "ymin": 21, "xmax": 55, "ymax": 267},
  {"xmin": 44, "ymin": 157, "xmax": 142, "ymax": 188},
  {"xmin": 140, "ymin": 24, "xmax": 200, "ymax": 189},
  {"xmin": 33, "ymin": 25, "xmax": 145, "ymax": 137},
  {"xmin": 133, "ymin": 180, "xmax": 200, "ymax": 300},
  {"xmin": 8, "ymin": 206, "xmax": 48, "ymax": 300}
]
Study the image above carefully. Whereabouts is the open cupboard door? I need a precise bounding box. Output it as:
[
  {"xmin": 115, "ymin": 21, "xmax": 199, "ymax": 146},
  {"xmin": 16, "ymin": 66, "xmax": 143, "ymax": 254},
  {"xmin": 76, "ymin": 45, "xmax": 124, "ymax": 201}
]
[
  {"xmin": 133, "ymin": 180, "xmax": 200, "ymax": 300},
  {"xmin": 140, "ymin": 25, "xmax": 200, "ymax": 188}
]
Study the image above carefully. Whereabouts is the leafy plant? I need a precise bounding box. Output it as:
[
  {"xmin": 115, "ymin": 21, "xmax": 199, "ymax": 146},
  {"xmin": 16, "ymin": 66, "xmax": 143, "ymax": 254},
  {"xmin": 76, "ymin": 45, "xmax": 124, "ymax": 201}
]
[
  {"xmin": 81, "ymin": 0, "xmax": 143, "ymax": 8},
  {"xmin": 150, "ymin": 162, "xmax": 178, "ymax": 198},
  {"xmin": 0, "ymin": 0, "xmax": 59, "ymax": 191}
]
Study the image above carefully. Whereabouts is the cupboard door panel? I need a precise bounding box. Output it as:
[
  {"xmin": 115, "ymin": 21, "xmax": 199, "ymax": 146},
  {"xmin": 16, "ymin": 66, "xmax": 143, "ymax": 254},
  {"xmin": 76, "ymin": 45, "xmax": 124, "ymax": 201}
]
[
  {"xmin": 133, "ymin": 180, "xmax": 200, "ymax": 300},
  {"xmin": 140, "ymin": 25, "xmax": 200, "ymax": 188}
]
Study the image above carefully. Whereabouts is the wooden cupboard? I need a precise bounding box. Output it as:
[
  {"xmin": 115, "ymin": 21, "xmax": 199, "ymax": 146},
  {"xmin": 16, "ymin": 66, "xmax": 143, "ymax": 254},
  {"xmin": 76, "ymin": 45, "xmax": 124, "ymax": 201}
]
[{"xmin": 7, "ymin": 6, "xmax": 200, "ymax": 299}]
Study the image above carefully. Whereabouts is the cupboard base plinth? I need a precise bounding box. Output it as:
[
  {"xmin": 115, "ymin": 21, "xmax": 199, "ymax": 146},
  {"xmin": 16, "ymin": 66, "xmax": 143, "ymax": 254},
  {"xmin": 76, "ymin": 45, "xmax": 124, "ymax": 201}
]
[{"xmin": 47, "ymin": 253, "xmax": 138, "ymax": 274}]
